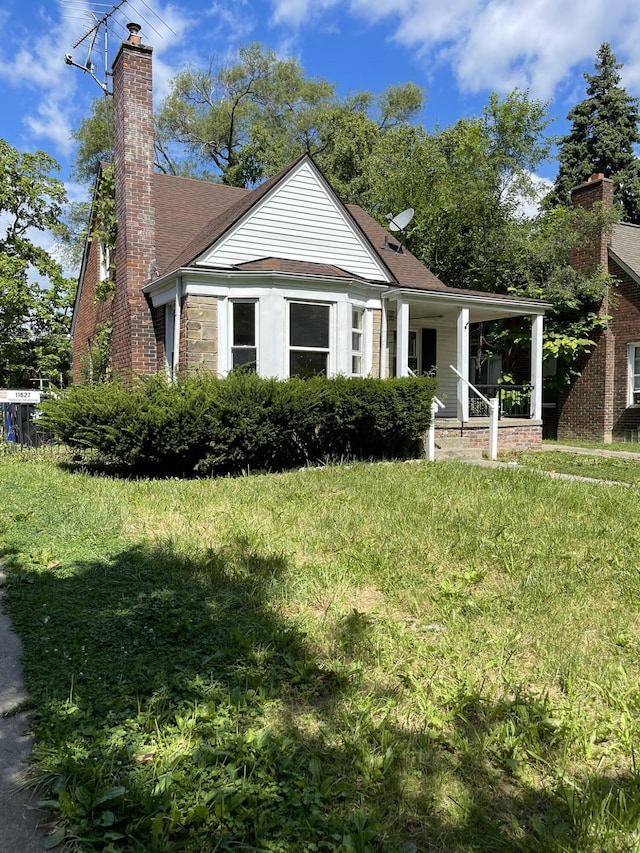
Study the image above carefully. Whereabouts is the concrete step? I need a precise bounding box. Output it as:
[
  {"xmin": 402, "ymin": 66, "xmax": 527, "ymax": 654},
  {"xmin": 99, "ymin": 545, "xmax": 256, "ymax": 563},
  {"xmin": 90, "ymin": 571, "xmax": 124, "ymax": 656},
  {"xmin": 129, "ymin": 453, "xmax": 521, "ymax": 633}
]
[{"xmin": 437, "ymin": 447, "xmax": 485, "ymax": 460}]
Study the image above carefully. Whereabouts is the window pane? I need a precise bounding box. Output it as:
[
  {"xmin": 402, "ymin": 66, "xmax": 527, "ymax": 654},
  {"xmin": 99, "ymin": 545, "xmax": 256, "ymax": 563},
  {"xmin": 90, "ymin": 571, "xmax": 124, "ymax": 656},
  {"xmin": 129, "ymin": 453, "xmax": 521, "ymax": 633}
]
[
  {"xmin": 352, "ymin": 355, "xmax": 362, "ymax": 375},
  {"xmin": 634, "ymin": 347, "xmax": 640, "ymax": 388},
  {"xmin": 290, "ymin": 350, "xmax": 328, "ymax": 378},
  {"xmin": 232, "ymin": 348, "xmax": 256, "ymax": 370},
  {"xmin": 352, "ymin": 309, "xmax": 363, "ymax": 330},
  {"xmin": 233, "ymin": 302, "xmax": 255, "ymax": 346},
  {"xmin": 352, "ymin": 331, "xmax": 362, "ymax": 351},
  {"xmin": 290, "ymin": 303, "xmax": 329, "ymax": 348}
]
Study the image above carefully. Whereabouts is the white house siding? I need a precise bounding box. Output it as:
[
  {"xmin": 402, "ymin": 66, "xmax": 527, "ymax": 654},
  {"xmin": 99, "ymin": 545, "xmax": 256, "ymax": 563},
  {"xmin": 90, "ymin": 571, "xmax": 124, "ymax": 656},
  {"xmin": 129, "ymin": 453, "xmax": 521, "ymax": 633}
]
[
  {"xmin": 199, "ymin": 161, "xmax": 391, "ymax": 283},
  {"xmin": 429, "ymin": 318, "xmax": 457, "ymax": 417},
  {"xmin": 385, "ymin": 315, "xmax": 458, "ymax": 418}
]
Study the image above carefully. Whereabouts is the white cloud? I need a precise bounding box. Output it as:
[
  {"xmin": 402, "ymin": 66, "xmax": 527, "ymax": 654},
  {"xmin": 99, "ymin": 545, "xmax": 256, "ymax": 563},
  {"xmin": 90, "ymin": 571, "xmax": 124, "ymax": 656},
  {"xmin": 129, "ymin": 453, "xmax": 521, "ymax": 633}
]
[{"xmin": 269, "ymin": 0, "xmax": 640, "ymax": 99}]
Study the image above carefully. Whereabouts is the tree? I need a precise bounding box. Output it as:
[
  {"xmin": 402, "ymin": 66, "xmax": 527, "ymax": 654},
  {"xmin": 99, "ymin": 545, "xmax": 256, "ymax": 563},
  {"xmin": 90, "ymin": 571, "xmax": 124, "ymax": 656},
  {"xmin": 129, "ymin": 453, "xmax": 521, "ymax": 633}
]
[
  {"xmin": 72, "ymin": 43, "xmax": 423, "ymax": 193},
  {"xmin": 552, "ymin": 43, "xmax": 640, "ymax": 222},
  {"xmin": 0, "ymin": 139, "xmax": 75, "ymax": 387},
  {"xmin": 361, "ymin": 90, "xmax": 617, "ymax": 387}
]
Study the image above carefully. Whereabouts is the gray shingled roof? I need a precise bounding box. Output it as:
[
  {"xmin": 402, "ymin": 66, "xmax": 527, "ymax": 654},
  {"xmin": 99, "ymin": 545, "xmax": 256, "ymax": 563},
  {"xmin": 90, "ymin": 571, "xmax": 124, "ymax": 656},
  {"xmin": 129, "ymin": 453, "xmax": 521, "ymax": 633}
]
[{"xmin": 610, "ymin": 223, "xmax": 640, "ymax": 283}]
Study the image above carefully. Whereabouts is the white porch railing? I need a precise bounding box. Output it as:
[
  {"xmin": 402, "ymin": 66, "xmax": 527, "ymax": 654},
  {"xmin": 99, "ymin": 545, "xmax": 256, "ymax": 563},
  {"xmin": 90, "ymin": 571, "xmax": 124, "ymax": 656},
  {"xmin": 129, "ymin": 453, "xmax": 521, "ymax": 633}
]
[
  {"xmin": 449, "ymin": 365, "xmax": 499, "ymax": 460},
  {"xmin": 426, "ymin": 396, "xmax": 445, "ymax": 461}
]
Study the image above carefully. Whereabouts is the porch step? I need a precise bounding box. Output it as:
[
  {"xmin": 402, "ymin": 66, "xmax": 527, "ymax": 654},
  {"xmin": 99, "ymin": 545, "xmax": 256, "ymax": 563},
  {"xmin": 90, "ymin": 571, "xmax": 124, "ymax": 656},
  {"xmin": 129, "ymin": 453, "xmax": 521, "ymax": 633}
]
[{"xmin": 434, "ymin": 435, "xmax": 485, "ymax": 461}]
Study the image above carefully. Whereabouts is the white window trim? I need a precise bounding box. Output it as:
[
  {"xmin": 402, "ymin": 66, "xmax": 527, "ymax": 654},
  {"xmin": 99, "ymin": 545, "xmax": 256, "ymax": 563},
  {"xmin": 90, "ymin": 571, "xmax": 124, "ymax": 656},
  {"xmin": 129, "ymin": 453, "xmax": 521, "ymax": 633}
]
[
  {"xmin": 351, "ymin": 306, "xmax": 364, "ymax": 376},
  {"xmin": 628, "ymin": 342, "xmax": 640, "ymax": 406},
  {"xmin": 287, "ymin": 300, "xmax": 333, "ymax": 378},
  {"xmin": 230, "ymin": 299, "xmax": 259, "ymax": 372}
]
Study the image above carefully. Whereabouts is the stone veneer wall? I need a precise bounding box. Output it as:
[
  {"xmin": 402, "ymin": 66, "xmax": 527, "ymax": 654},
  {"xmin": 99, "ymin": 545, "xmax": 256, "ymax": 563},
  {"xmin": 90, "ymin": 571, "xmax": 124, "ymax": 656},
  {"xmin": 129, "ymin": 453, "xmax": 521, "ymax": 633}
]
[{"xmin": 183, "ymin": 296, "xmax": 218, "ymax": 373}]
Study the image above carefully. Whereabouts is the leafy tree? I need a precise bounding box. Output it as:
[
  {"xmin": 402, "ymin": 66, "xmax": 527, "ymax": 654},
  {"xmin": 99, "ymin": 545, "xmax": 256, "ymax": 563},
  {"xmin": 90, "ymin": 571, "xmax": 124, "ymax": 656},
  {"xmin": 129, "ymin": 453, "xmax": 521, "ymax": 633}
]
[
  {"xmin": 72, "ymin": 43, "xmax": 423, "ymax": 192},
  {"xmin": 361, "ymin": 90, "xmax": 618, "ymax": 387},
  {"xmin": 552, "ymin": 43, "xmax": 640, "ymax": 222},
  {"xmin": 0, "ymin": 139, "xmax": 75, "ymax": 387}
]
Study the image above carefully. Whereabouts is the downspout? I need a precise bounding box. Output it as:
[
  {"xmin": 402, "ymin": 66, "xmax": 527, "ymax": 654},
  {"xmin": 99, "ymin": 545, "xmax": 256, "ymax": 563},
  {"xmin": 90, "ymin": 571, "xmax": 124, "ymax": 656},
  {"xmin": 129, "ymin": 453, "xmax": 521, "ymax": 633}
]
[{"xmin": 173, "ymin": 276, "xmax": 182, "ymax": 378}]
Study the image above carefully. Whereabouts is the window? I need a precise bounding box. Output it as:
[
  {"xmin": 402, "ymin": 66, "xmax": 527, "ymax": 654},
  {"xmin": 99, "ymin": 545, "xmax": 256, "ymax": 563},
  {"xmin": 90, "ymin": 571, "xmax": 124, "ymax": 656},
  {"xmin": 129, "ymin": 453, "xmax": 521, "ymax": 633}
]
[
  {"xmin": 99, "ymin": 239, "xmax": 110, "ymax": 283},
  {"xmin": 231, "ymin": 301, "xmax": 257, "ymax": 370},
  {"xmin": 352, "ymin": 308, "xmax": 364, "ymax": 376},
  {"xmin": 289, "ymin": 302, "xmax": 330, "ymax": 378},
  {"xmin": 629, "ymin": 343, "xmax": 640, "ymax": 405}
]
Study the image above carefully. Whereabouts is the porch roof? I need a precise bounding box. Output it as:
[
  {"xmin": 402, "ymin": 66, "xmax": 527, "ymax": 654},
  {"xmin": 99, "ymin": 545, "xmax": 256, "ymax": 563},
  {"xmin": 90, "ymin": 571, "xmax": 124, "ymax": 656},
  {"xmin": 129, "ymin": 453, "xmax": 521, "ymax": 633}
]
[{"xmin": 385, "ymin": 286, "xmax": 549, "ymax": 323}]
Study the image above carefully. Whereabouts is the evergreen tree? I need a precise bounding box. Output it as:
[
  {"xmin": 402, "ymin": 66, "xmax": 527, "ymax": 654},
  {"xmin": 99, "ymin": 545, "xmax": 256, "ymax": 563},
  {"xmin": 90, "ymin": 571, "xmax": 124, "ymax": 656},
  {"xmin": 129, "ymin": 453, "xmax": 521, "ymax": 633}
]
[{"xmin": 553, "ymin": 43, "xmax": 640, "ymax": 222}]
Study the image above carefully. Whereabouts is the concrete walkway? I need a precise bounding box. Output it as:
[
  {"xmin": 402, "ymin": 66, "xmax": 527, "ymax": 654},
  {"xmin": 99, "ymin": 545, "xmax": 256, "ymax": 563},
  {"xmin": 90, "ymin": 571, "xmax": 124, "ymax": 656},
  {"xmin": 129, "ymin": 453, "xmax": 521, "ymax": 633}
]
[
  {"xmin": 0, "ymin": 570, "xmax": 47, "ymax": 852},
  {"xmin": 447, "ymin": 443, "xmax": 640, "ymax": 487}
]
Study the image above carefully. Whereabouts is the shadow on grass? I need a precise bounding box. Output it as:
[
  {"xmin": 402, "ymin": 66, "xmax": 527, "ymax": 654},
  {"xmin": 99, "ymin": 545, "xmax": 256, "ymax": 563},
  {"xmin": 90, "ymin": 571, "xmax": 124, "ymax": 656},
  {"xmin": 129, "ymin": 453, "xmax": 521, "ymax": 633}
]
[{"xmin": 3, "ymin": 539, "xmax": 639, "ymax": 852}]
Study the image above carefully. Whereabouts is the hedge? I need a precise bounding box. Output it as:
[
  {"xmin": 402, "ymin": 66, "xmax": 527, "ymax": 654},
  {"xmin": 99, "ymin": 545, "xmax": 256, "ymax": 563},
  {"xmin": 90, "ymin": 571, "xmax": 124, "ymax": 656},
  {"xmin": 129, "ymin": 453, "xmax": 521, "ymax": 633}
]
[{"xmin": 38, "ymin": 372, "xmax": 438, "ymax": 477}]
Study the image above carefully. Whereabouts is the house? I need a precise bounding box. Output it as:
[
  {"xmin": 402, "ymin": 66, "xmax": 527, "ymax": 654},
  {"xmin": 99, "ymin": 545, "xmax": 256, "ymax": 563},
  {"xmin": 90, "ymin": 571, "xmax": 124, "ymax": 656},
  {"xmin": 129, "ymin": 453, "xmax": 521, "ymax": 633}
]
[
  {"xmin": 71, "ymin": 23, "xmax": 547, "ymax": 451},
  {"xmin": 557, "ymin": 174, "xmax": 640, "ymax": 442}
]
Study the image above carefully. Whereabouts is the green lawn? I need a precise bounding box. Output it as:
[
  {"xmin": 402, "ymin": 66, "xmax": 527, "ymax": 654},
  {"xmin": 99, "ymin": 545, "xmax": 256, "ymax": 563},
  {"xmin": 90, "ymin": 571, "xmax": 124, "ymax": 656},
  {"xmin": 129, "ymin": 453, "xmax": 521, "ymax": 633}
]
[
  {"xmin": 543, "ymin": 438, "xmax": 640, "ymax": 454},
  {"xmin": 510, "ymin": 450, "xmax": 640, "ymax": 485},
  {"xmin": 1, "ymin": 453, "xmax": 640, "ymax": 852}
]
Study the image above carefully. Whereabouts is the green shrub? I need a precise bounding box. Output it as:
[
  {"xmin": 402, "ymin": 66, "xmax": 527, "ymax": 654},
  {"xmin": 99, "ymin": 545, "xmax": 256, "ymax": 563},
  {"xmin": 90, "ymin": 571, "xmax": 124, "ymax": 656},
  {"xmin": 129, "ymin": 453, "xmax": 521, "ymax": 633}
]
[{"xmin": 39, "ymin": 372, "xmax": 437, "ymax": 476}]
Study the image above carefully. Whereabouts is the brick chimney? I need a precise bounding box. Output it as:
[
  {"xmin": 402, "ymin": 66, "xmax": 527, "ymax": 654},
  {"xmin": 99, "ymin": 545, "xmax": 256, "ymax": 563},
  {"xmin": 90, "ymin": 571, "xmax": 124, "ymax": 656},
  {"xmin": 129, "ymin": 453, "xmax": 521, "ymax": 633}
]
[
  {"xmin": 110, "ymin": 22, "xmax": 157, "ymax": 378},
  {"xmin": 570, "ymin": 173, "xmax": 614, "ymax": 273}
]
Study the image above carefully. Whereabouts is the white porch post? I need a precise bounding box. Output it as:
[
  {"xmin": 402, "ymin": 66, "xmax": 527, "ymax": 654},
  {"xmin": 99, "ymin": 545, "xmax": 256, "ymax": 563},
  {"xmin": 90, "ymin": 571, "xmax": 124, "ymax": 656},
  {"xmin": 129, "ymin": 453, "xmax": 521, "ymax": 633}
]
[
  {"xmin": 396, "ymin": 298, "xmax": 410, "ymax": 377},
  {"xmin": 380, "ymin": 299, "xmax": 388, "ymax": 379},
  {"xmin": 456, "ymin": 307, "xmax": 469, "ymax": 422},
  {"xmin": 531, "ymin": 314, "xmax": 544, "ymax": 420}
]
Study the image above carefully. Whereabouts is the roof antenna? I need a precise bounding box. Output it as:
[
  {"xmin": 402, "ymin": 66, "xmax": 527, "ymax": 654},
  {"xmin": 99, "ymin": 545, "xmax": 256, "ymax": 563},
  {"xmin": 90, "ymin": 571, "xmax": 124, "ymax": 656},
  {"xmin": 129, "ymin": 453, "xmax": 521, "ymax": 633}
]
[
  {"xmin": 384, "ymin": 207, "xmax": 414, "ymax": 253},
  {"xmin": 61, "ymin": 0, "xmax": 175, "ymax": 95}
]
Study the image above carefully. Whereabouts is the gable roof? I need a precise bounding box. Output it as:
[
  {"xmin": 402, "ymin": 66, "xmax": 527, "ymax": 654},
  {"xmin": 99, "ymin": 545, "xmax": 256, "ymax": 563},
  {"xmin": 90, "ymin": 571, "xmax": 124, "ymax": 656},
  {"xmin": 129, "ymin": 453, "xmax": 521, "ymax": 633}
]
[
  {"xmin": 162, "ymin": 155, "xmax": 392, "ymax": 283},
  {"xmin": 609, "ymin": 222, "xmax": 640, "ymax": 285}
]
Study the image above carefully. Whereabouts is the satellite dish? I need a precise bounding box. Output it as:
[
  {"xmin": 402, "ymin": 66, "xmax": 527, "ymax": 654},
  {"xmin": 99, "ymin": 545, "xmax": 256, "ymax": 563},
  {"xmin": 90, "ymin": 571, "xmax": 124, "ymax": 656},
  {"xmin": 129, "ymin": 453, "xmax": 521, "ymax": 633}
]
[{"xmin": 387, "ymin": 207, "xmax": 414, "ymax": 232}]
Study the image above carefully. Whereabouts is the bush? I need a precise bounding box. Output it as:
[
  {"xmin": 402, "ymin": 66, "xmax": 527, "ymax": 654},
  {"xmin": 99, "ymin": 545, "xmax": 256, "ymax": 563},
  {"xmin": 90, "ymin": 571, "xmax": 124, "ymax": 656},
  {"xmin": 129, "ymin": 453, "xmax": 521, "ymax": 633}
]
[{"xmin": 39, "ymin": 372, "xmax": 437, "ymax": 477}]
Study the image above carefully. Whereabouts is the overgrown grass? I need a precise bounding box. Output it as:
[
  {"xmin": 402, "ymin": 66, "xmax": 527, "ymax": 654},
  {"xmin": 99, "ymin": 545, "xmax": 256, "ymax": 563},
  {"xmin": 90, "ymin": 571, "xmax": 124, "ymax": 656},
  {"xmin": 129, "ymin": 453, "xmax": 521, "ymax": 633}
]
[
  {"xmin": 510, "ymin": 450, "xmax": 640, "ymax": 484},
  {"xmin": 1, "ymin": 454, "xmax": 640, "ymax": 851},
  {"xmin": 543, "ymin": 438, "xmax": 640, "ymax": 454}
]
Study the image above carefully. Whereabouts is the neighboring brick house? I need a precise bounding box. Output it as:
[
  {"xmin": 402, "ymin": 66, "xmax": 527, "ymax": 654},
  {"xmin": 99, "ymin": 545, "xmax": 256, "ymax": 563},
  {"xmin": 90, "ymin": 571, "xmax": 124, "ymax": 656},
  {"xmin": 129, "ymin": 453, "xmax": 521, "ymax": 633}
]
[
  {"xmin": 557, "ymin": 174, "xmax": 640, "ymax": 441},
  {"xmin": 71, "ymin": 23, "xmax": 548, "ymax": 449}
]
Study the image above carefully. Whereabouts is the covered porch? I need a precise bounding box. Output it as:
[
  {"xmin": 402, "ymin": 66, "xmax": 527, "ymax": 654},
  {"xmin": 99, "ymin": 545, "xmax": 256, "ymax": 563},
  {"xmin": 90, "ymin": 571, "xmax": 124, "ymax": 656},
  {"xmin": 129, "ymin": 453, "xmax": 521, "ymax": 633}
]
[{"xmin": 381, "ymin": 288, "xmax": 547, "ymax": 445}]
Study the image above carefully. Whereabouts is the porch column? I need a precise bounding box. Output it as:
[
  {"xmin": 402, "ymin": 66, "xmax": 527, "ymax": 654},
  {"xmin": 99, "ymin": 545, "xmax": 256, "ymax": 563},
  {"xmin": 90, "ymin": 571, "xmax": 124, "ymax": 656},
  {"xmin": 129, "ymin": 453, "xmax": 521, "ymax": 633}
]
[
  {"xmin": 396, "ymin": 298, "xmax": 410, "ymax": 377},
  {"xmin": 456, "ymin": 307, "xmax": 469, "ymax": 422},
  {"xmin": 530, "ymin": 314, "xmax": 543, "ymax": 420}
]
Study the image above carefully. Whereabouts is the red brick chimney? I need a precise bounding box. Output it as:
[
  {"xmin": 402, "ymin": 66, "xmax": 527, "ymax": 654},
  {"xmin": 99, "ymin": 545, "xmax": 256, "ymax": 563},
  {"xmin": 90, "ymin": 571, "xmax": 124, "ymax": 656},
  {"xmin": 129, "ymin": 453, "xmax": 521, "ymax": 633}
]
[
  {"xmin": 570, "ymin": 173, "xmax": 614, "ymax": 273},
  {"xmin": 110, "ymin": 22, "xmax": 157, "ymax": 378}
]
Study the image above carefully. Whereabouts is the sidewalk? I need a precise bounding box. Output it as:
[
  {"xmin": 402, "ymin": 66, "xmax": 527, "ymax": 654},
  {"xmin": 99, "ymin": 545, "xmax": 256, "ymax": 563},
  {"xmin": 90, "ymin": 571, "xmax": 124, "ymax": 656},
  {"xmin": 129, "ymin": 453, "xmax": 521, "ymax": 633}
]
[{"xmin": 0, "ymin": 569, "xmax": 47, "ymax": 852}]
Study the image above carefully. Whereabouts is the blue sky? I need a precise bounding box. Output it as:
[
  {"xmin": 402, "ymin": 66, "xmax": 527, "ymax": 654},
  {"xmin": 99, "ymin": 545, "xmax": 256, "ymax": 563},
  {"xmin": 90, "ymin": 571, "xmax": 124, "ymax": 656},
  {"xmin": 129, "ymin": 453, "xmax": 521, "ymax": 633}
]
[{"xmin": 1, "ymin": 0, "xmax": 640, "ymax": 205}]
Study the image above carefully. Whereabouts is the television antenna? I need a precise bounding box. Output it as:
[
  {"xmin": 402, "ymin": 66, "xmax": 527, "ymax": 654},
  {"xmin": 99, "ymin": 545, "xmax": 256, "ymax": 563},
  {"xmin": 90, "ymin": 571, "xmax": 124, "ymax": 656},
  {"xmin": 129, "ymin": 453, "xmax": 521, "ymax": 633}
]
[
  {"xmin": 60, "ymin": 0, "xmax": 174, "ymax": 95},
  {"xmin": 384, "ymin": 207, "xmax": 414, "ymax": 253}
]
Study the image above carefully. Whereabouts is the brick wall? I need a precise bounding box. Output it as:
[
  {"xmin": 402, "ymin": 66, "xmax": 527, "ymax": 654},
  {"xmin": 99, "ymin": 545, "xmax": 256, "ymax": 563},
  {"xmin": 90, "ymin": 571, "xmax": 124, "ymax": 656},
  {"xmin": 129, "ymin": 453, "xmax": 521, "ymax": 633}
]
[
  {"xmin": 557, "ymin": 326, "xmax": 615, "ymax": 441},
  {"xmin": 569, "ymin": 174, "xmax": 614, "ymax": 273},
  {"xmin": 183, "ymin": 296, "xmax": 218, "ymax": 373},
  {"xmin": 610, "ymin": 265, "xmax": 640, "ymax": 438},
  {"xmin": 435, "ymin": 423, "xmax": 542, "ymax": 450},
  {"xmin": 558, "ymin": 174, "xmax": 615, "ymax": 440},
  {"xmin": 71, "ymin": 235, "xmax": 113, "ymax": 382},
  {"xmin": 110, "ymin": 33, "xmax": 158, "ymax": 379}
]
